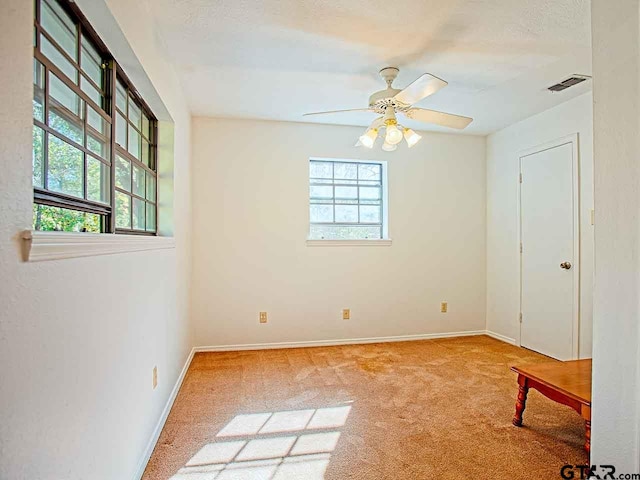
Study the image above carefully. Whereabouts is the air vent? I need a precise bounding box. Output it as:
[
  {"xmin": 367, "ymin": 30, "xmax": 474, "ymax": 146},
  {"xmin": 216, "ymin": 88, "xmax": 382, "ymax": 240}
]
[{"xmin": 548, "ymin": 75, "xmax": 591, "ymax": 92}]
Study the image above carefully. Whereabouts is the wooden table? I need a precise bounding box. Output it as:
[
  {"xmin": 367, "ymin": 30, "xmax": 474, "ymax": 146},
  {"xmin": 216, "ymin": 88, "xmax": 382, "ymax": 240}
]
[{"xmin": 511, "ymin": 359, "xmax": 592, "ymax": 452}]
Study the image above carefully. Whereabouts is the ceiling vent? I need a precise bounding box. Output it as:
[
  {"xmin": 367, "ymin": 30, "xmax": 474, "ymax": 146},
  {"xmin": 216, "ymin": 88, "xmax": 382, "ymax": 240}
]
[{"xmin": 548, "ymin": 75, "xmax": 591, "ymax": 92}]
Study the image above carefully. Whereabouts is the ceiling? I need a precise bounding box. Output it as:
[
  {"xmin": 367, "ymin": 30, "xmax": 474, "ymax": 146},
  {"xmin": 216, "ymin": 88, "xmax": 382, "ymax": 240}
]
[{"xmin": 148, "ymin": 0, "xmax": 592, "ymax": 135}]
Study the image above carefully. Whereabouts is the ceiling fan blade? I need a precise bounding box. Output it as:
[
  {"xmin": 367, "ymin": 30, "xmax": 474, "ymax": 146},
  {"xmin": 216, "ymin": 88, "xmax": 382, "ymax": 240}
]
[
  {"xmin": 403, "ymin": 108, "xmax": 473, "ymax": 129},
  {"xmin": 303, "ymin": 108, "xmax": 373, "ymax": 117},
  {"xmin": 394, "ymin": 74, "xmax": 448, "ymax": 105}
]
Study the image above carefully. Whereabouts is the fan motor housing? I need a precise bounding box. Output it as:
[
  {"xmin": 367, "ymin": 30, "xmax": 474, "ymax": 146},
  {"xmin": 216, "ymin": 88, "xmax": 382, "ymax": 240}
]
[
  {"xmin": 369, "ymin": 88, "xmax": 410, "ymax": 114},
  {"xmin": 369, "ymin": 66, "xmax": 411, "ymax": 114}
]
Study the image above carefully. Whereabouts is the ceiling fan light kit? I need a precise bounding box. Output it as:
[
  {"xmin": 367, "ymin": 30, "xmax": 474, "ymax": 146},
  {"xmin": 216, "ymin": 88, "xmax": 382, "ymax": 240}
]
[{"xmin": 304, "ymin": 67, "xmax": 473, "ymax": 151}]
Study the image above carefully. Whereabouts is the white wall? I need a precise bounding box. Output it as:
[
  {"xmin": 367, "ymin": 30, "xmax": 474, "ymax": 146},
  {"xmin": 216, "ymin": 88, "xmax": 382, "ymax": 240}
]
[
  {"xmin": 191, "ymin": 118, "xmax": 486, "ymax": 346},
  {"xmin": 0, "ymin": 1, "xmax": 192, "ymax": 480},
  {"xmin": 485, "ymin": 93, "xmax": 594, "ymax": 357},
  {"xmin": 590, "ymin": 0, "xmax": 640, "ymax": 470}
]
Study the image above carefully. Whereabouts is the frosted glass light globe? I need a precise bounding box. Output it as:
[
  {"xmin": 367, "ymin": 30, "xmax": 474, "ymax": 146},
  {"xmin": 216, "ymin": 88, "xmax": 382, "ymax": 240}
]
[
  {"xmin": 382, "ymin": 141, "xmax": 397, "ymax": 152},
  {"xmin": 359, "ymin": 128, "xmax": 378, "ymax": 148},
  {"xmin": 385, "ymin": 124, "xmax": 403, "ymax": 145},
  {"xmin": 403, "ymin": 128, "xmax": 422, "ymax": 148}
]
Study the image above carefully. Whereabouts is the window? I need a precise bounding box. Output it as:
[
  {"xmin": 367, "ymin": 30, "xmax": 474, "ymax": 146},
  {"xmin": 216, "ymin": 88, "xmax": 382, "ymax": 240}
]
[
  {"xmin": 113, "ymin": 80, "xmax": 157, "ymax": 232},
  {"xmin": 308, "ymin": 159, "xmax": 387, "ymax": 240},
  {"xmin": 32, "ymin": 0, "xmax": 157, "ymax": 234}
]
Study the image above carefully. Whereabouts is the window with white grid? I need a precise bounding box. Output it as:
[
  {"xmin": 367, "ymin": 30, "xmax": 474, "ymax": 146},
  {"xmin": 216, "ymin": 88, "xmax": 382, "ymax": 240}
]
[{"xmin": 308, "ymin": 159, "xmax": 387, "ymax": 240}]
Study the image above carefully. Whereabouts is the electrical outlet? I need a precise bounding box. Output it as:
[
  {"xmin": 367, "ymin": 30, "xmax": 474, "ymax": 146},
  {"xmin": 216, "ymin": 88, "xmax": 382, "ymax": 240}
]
[
  {"xmin": 342, "ymin": 309, "xmax": 350, "ymax": 320},
  {"xmin": 152, "ymin": 366, "xmax": 158, "ymax": 389},
  {"xmin": 259, "ymin": 312, "xmax": 268, "ymax": 324},
  {"xmin": 440, "ymin": 302, "xmax": 448, "ymax": 313}
]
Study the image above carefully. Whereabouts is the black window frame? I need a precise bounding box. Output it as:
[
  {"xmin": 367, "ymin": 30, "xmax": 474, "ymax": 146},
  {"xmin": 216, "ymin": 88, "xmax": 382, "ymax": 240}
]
[{"xmin": 32, "ymin": 0, "xmax": 158, "ymax": 235}]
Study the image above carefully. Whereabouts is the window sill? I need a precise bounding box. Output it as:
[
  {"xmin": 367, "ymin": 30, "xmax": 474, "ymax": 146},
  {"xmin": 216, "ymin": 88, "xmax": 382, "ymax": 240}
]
[
  {"xmin": 21, "ymin": 230, "xmax": 176, "ymax": 262},
  {"xmin": 306, "ymin": 239, "xmax": 392, "ymax": 247}
]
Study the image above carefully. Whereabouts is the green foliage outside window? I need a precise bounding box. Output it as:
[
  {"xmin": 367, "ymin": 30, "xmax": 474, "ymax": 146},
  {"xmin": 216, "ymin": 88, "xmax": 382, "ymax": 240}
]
[{"xmin": 33, "ymin": 204, "xmax": 100, "ymax": 232}]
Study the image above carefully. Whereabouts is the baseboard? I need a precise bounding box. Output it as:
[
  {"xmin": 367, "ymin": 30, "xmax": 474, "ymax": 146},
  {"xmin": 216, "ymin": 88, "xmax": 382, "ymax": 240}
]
[
  {"xmin": 193, "ymin": 330, "xmax": 487, "ymax": 352},
  {"xmin": 133, "ymin": 347, "xmax": 195, "ymax": 480},
  {"xmin": 484, "ymin": 330, "xmax": 517, "ymax": 345}
]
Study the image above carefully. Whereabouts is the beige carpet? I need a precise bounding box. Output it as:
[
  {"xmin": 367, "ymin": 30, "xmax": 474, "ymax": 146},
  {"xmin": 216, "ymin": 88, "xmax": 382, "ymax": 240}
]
[{"xmin": 142, "ymin": 335, "xmax": 588, "ymax": 480}]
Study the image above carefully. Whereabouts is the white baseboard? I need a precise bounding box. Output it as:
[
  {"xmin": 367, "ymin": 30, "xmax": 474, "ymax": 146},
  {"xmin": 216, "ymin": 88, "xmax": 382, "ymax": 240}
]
[
  {"xmin": 133, "ymin": 347, "xmax": 195, "ymax": 480},
  {"xmin": 193, "ymin": 330, "xmax": 487, "ymax": 352},
  {"xmin": 484, "ymin": 330, "xmax": 517, "ymax": 345}
]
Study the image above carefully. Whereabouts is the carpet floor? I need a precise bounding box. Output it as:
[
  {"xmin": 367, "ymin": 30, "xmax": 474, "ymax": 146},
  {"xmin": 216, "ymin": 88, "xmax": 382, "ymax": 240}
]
[{"xmin": 142, "ymin": 335, "xmax": 589, "ymax": 480}]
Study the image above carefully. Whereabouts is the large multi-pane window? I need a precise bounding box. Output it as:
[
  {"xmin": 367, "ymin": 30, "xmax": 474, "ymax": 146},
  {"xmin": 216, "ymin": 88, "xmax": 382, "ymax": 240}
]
[
  {"xmin": 308, "ymin": 159, "xmax": 386, "ymax": 240},
  {"xmin": 32, "ymin": 0, "xmax": 157, "ymax": 234}
]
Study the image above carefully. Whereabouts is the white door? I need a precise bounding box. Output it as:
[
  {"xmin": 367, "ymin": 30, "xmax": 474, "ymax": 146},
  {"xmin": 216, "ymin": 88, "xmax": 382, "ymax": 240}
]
[{"xmin": 520, "ymin": 138, "xmax": 579, "ymax": 360}]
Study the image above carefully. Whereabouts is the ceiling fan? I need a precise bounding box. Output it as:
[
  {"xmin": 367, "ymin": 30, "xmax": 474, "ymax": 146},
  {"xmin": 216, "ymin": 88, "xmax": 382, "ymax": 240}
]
[{"xmin": 303, "ymin": 67, "xmax": 473, "ymax": 151}]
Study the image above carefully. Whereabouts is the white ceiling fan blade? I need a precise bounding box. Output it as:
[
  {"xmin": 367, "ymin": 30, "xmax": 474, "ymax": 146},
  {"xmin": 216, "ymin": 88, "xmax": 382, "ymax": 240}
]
[
  {"xmin": 303, "ymin": 108, "xmax": 373, "ymax": 117},
  {"xmin": 403, "ymin": 108, "xmax": 473, "ymax": 129},
  {"xmin": 394, "ymin": 74, "xmax": 448, "ymax": 106}
]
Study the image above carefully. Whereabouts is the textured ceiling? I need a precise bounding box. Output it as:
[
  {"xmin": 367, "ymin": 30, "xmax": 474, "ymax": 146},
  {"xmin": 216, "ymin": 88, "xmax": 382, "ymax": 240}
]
[{"xmin": 148, "ymin": 0, "xmax": 591, "ymax": 135}]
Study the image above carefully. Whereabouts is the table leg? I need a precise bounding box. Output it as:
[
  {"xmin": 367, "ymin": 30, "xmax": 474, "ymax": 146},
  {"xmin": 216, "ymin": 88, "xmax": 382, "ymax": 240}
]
[
  {"xmin": 585, "ymin": 419, "xmax": 591, "ymax": 453},
  {"xmin": 513, "ymin": 375, "xmax": 529, "ymax": 427},
  {"xmin": 581, "ymin": 405, "xmax": 592, "ymax": 454}
]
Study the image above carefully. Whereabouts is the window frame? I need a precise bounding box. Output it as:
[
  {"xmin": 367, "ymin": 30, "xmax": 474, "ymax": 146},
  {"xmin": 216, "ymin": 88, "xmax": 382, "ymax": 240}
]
[
  {"xmin": 307, "ymin": 158, "xmax": 390, "ymax": 243},
  {"xmin": 32, "ymin": 0, "xmax": 158, "ymax": 235}
]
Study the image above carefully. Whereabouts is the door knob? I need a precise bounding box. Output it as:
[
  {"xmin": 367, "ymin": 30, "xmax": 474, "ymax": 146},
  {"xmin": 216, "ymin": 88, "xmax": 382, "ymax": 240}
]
[{"xmin": 560, "ymin": 262, "xmax": 572, "ymax": 270}]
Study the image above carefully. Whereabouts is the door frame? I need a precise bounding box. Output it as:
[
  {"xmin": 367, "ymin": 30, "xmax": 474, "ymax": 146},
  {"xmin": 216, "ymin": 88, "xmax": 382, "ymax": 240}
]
[{"xmin": 517, "ymin": 133, "xmax": 581, "ymax": 359}]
